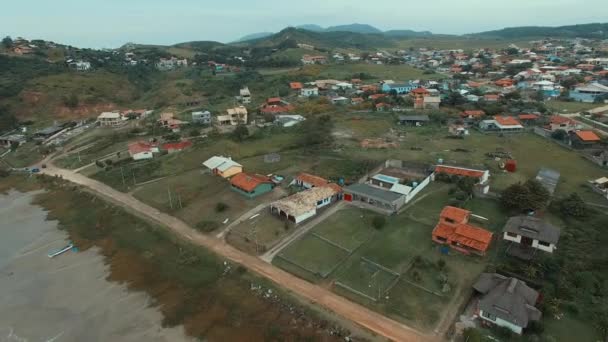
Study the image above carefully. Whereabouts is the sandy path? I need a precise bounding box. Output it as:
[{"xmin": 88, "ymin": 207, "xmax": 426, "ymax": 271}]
[{"xmin": 42, "ymin": 165, "xmax": 438, "ymax": 342}]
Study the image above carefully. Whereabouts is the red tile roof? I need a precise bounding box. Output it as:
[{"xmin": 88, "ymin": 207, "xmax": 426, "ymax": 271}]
[
  {"xmin": 267, "ymin": 97, "xmax": 282, "ymax": 104},
  {"xmin": 162, "ymin": 140, "xmax": 192, "ymax": 151},
  {"xmin": 290, "ymin": 82, "xmax": 303, "ymax": 90},
  {"xmin": 575, "ymin": 130, "xmax": 601, "ymax": 142},
  {"xmin": 411, "ymin": 87, "xmax": 429, "ymax": 94},
  {"xmin": 433, "ymin": 205, "xmax": 494, "ymax": 253},
  {"xmin": 518, "ymin": 114, "xmax": 540, "ymax": 120},
  {"xmin": 461, "ymin": 110, "xmax": 485, "ymax": 118},
  {"xmin": 128, "ymin": 141, "xmax": 155, "ymax": 155},
  {"xmin": 435, "ymin": 165, "xmax": 486, "ymax": 179},
  {"xmin": 550, "ymin": 115, "xmax": 576, "ymax": 125},
  {"xmin": 440, "ymin": 206, "xmax": 470, "ymax": 223},
  {"xmin": 230, "ymin": 173, "xmax": 273, "ymax": 192},
  {"xmin": 324, "ymin": 183, "xmax": 343, "ymax": 193},
  {"xmin": 494, "ymin": 115, "xmax": 521, "ymax": 126},
  {"xmin": 295, "ymin": 173, "xmax": 329, "ymax": 187}
]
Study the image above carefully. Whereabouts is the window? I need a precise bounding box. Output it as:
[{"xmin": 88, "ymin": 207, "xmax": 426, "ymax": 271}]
[
  {"xmin": 538, "ymin": 240, "xmax": 551, "ymax": 247},
  {"xmin": 482, "ymin": 311, "xmax": 496, "ymax": 321},
  {"xmin": 506, "ymin": 232, "xmax": 519, "ymax": 238}
]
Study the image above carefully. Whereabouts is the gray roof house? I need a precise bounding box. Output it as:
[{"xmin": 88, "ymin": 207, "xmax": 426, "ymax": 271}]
[
  {"xmin": 398, "ymin": 115, "xmax": 430, "ymax": 126},
  {"xmin": 503, "ymin": 216, "xmax": 560, "ymax": 256},
  {"xmin": 473, "ymin": 273, "xmax": 542, "ymax": 335}
]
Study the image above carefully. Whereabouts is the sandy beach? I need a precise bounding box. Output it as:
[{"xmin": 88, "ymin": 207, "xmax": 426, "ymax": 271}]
[{"xmin": 0, "ymin": 190, "xmax": 191, "ymax": 342}]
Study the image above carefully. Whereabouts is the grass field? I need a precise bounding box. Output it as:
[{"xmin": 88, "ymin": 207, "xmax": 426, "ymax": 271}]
[
  {"xmin": 312, "ymin": 208, "xmax": 376, "ymax": 251},
  {"xmin": 317, "ymin": 64, "xmax": 442, "ymax": 82},
  {"xmin": 0, "ymin": 142, "xmax": 44, "ymax": 168},
  {"xmin": 226, "ymin": 210, "xmax": 291, "ymax": 254},
  {"xmin": 274, "ymin": 185, "xmax": 499, "ymax": 332},
  {"xmin": 546, "ymin": 100, "xmax": 603, "ymax": 113},
  {"xmin": 131, "ymin": 170, "xmax": 280, "ymax": 228},
  {"xmin": 332, "ymin": 120, "xmax": 608, "ymax": 203},
  {"xmin": 276, "ymin": 234, "xmax": 350, "ymax": 280}
]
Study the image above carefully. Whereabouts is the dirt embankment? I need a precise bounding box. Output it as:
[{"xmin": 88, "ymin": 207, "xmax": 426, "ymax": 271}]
[{"xmin": 16, "ymin": 90, "xmax": 119, "ymax": 121}]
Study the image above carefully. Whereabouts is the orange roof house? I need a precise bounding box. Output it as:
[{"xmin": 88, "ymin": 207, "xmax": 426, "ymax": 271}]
[
  {"xmin": 432, "ymin": 206, "xmax": 494, "ymax": 255},
  {"xmin": 483, "ymin": 94, "xmax": 500, "ymax": 102},
  {"xmin": 290, "ymin": 82, "xmax": 303, "ymax": 90},
  {"xmin": 495, "ymin": 79, "xmax": 514, "ymax": 87},
  {"xmin": 292, "ymin": 172, "xmax": 329, "ymax": 189},
  {"xmin": 435, "ymin": 165, "xmax": 489, "ymax": 181},
  {"xmin": 461, "ymin": 110, "xmax": 486, "ymax": 119},
  {"xmin": 494, "ymin": 115, "xmax": 521, "ymax": 127},
  {"xmin": 369, "ymin": 94, "xmax": 387, "ymax": 100},
  {"xmin": 574, "ymin": 130, "xmax": 601, "ymax": 142},
  {"xmin": 518, "ymin": 114, "xmax": 540, "ymax": 121},
  {"xmin": 230, "ymin": 173, "xmax": 275, "ymax": 198}
]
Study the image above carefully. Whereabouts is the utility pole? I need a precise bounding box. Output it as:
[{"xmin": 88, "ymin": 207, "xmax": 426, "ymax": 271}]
[
  {"xmin": 77, "ymin": 151, "xmax": 81, "ymax": 163},
  {"xmin": 177, "ymin": 193, "xmax": 183, "ymax": 209},
  {"xmin": 120, "ymin": 166, "xmax": 126, "ymax": 187},
  {"xmin": 167, "ymin": 188, "xmax": 173, "ymax": 209},
  {"xmin": 132, "ymin": 170, "xmax": 136, "ymax": 185}
]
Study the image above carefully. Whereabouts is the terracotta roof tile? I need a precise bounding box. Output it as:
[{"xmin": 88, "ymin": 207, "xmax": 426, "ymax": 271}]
[
  {"xmin": 435, "ymin": 165, "xmax": 486, "ymax": 179},
  {"xmin": 295, "ymin": 173, "xmax": 329, "ymax": 187},
  {"xmin": 230, "ymin": 173, "xmax": 273, "ymax": 192},
  {"xmin": 575, "ymin": 130, "xmax": 601, "ymax": 142}
]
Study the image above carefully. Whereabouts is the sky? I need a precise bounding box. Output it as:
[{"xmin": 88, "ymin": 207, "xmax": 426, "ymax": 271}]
[{"xmin": 1, "ymin": 0, "xmax": 606, "ymax": 48}]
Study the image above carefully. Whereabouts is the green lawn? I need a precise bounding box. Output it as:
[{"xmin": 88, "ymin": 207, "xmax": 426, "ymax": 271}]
[
  {"xmin": 317, "ymin": 64, "xmax": 442, "ymax": 82},
  {"xmin": 546, "ymin": 100, "xmax": 603, "ymax": 113},
  {"xmin": 333, "ymin": 125, "xmax": 607, "ymax": 203},
  {"xmin": 275, "ymin": 234, "xmax": 349, "ymax": 280},
  {"xmin": 311, "ymin": 208, "xmax": 376, "ymax": 251},
  {"xmin": 0, "ymin": 142, "xmax": 44, "ymax": 168}
]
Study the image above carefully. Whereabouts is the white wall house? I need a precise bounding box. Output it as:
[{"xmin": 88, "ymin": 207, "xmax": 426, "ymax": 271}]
[
  {"xmin": 473, "ymin": 273, "xmax": 541, "ymax": 335},
  {"xmin": 270, "ymin": 185, "xmax": 340, "ymax": 224},
  {"xmin": 301, "ymin": 87, "xmax": 319, "ymax": 97},
  {"xmin": 503, "ymin": 216, "xmax": 560, "ymax": 253}
]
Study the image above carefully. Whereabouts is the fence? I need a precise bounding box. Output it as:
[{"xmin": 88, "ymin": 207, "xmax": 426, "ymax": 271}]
[{"xmin": 405, "ymin": 175, "xmax": 432, "ymax": 204}]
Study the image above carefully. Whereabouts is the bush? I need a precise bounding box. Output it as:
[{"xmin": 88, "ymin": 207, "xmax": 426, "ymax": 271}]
[
  {"xmin": 371, "ymin": 216, "xmax": 386, "ymax": 230},
  {"xmin": 195, "ymin": 220, "xmax": 220, "ymax": 233},
  {"xmin": 215, "ymin": 202, "xmax": 229, "ymax": 212},
  {"xmin": 437, "ymin": 259, "xmax": 446, "ymax": 270}
]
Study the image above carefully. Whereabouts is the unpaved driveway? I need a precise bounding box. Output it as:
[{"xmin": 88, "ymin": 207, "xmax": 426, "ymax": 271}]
[{"xmin": 42, "ymin": 165, "xmax": 437, "ymax": 342}]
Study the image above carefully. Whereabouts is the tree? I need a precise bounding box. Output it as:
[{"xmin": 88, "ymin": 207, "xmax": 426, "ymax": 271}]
[
  {"xmin": 231, "ymin": 124, "xmax": 249, "ymax": 142},
  {"xmin": 215, "ymin": 202, "xmax": 229, "ymax": 212},
  {"xmin": 372, "ymin": 216, "xmax": 386, "ymax": 230},
  {"xmin": 1, "ymin": 36, "xmax": 13, "ymax": 49},
  {"xmin": 62, "ymin": 93, "xmax": 79, "ymax": 108},
  {"xmin": 444, "ymin": 91, "xmax": 466, "ymax": 106},
  {"xmin": 551, "ymin": 129, "xmax": 568, "ymax": 141},
  {"xmin": 501, "ymin": 180, "xmax": 549, "ymax": 212},
  {"xmin": 524, "ymin": 179, "xmax": 550, "ymax": 209},
  {"xmin": 299, "ymin": 115, "xmax": 334, "ymax": 149},
  {"xmin": 555, "ymin": 193, "xmax": 587, "ymax": 218}
]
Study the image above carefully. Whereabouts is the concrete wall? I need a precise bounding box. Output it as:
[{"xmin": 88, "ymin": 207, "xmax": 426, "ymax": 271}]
[
  {"xmin": 479, "ymin": 310, "xmax": 524, "ymax": 335},
  {"xmin": 132, "ymin": 152, "xmax": 153, "ymax": 161},
  {"xmin": 503, "ymin": 232, "xmax": 522, "ymax": 243},
  {"xmin": 295, "ymin": 210, "xmax": 316, "ymax": 224},
  {"xmin": 405, "ymin": 175, "xmax": 431, "ymax": 204},
  {"xmin": 532, "ymin": 240, "xmax": 555, "ymax": 253}
]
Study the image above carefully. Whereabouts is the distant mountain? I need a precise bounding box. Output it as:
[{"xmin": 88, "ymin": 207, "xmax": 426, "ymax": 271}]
[
  {"xmin": 473, "ymin": 22, "xmax": 608, "ymax": 39},
  {"xmin": 296, "ymin": 24, "xmax": 324, "ymax": 32},
  {"xmin": 384, "ymin": 29, "xmax": 434, "ymax": 38},
  {"xmin": 234, "ymin": 32, "xmax": 274, "ymax": 43},
  {"xmin": 244, "ymin": 27, "xmax": 395, "ymax": 49},
  {"xmin": 325, "ymin": 23, "xmax": 383, "ymax": 34}
]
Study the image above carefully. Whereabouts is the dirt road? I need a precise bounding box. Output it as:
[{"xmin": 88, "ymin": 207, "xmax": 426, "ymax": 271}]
[{"xmin": 41, "ymin": 165, "xmax": 437, "ymax": 342}]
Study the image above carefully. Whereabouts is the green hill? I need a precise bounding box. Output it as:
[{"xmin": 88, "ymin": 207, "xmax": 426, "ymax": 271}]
[{"xmin": 473, "ymin": 22, "xmax": 608, "ymax": 39}]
